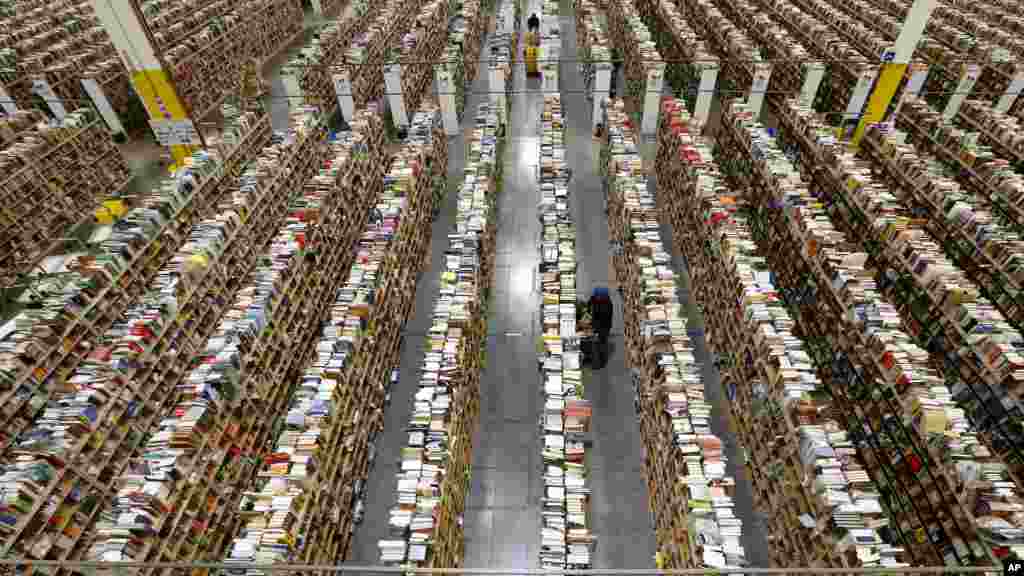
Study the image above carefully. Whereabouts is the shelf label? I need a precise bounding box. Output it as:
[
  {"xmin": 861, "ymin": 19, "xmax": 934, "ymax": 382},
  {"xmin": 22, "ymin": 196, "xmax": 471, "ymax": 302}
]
[
  {"xmin": 81, "ymin": 78, "xmax": 125, "ymax": 135},
  {"xmin": 151, "ymin": 119, "xmax": 200, "ymax": 146},
  {"xmin": 0, "ymin": 83, "xmax": 17, "ymax": 115},
  {"xmin": 333, "ymin": 71, "xmax": 355, "ymax": 122},
  {"xmin": 384, "ymin": 63, "xmax": 408, "ymax": 128},
  {"xmin": 798, "ymin": 62, "xmax": 826, "ymax": 109},
  {"xmin": 995, "ymin": 68, "xmax": 1024, "ymax": 113},
  {"xmin": 844, "ymin": 67, "xmax": 878, "ymax": 120},
  {"xmin": 694, "ymin": 63, "xmax": 719, "ymax": 124},
  {"xmin": 31, "ymin": 79, "xmax": 67, "ymax": 120},
  {"xmin": 747, "ymin": 63, "xmax": 772, "ymax": 120},
  {"xmin": 435, "ymin": 65, "xmax": 459, "ymax": 136},
  {"xmin": 943, "ymin": 63, "xmax": 981, "ymax": 120},
  {"xmin": 641, "ymin": 65, "xmax": 664, "ymax": 135},
  {"xmin": 593, "ymin": 67, "xmax": 611, "ymax": 129}
]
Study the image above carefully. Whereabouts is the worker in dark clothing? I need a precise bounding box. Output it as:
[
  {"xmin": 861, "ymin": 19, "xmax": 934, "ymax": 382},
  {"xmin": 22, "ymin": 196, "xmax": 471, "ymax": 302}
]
[
  {"xmin": 528, "ymin": 13, "xmax": 540, "ymax": 33},
  {"xmin": 590, "ymin": 286, "xmax": 613, "ymax": 369}
]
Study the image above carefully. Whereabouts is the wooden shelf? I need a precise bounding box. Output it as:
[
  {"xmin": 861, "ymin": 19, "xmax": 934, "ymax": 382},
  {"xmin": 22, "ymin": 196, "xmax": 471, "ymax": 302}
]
[
  {"xmin": 0, "ymin": 110, "xmax": 130, "ymax": 280},
  {"xmin": 0, "ymin": 111, "xmax": 272, "ymax": 469},
  {"xmin": 712, "ymin": 96, "xmax": 1013, "ymax": 567}
]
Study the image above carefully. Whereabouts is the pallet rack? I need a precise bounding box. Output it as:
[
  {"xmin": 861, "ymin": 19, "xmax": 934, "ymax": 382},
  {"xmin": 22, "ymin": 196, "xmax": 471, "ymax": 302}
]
[
  {"xmin": 78, "ymin": 107, "xmax": 335, "ymax": 568},
  {"xmin": 856, "ymin": 123, "xmax": 1024, "ymax": 486}
]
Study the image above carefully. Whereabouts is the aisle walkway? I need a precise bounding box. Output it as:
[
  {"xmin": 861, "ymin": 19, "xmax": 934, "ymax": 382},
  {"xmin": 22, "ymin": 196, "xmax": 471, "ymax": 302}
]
[{"xmin": 459, "ymin": 25, "xmax": 545, "ymax": 568}]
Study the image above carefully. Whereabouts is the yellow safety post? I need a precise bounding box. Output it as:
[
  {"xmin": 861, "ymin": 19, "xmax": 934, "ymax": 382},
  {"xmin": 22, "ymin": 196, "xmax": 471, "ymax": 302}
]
[
  {"xmin": 91, "ymin": 0, "xmax": 199, "ymax": 167},
  {"xmin": 850, "ymin": 0, "xmax": 937, "ymax": 146}
]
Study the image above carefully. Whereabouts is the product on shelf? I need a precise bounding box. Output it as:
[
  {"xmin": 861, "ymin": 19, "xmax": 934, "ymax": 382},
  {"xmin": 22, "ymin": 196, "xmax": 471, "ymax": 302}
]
[
  {"xmin": 0, "ymin": 109, "xmax": 273, "ymax": 562},
  {"xmin": 537, "ymin": 94, "xmax": 594, "ymax": 570},
  {"xmin": 379, "ymin": 101, "xmax": 500, "ymax": 568},
  {"xmin": 226, "ymin": 106, "xmax": 447, "ymax": 569},
  {"xmin": 632, "ymin": 0, "xmax": 713, "ymax": 112},
  {"xmin": 338, "ymin": 0, "xmax": 421, "ymax": 116},
  {"xmin": 764, "ymin": 98, "xmax": 1024, "ymax": 490},
  {"xmin": 0, "ymin": 110, "xmax": 271, "ymax": 465},
  {"xmin": 606, "ymin": 98, "xmax": 749, "ymax": 571},
  {"xmin": 714, "ymin": 97, "xmax": 1022, "ymax": 565},
  {"xmin": 78, "ymin": 108, "xmax": 332, "ymax": 568},
  {"xmin": 162, "ymin": 0, "xmax": 304, "ymax": 121},
  {"xmin": 603, "ymin": 0, "xmax": 661, "ymax": 125},
  {"xmin": 0, "ymin": 108, "xmax": 131, "ymax": 280},
  {"xmin": 291, "ymin": 0, "xmax": 382, "ymax": 114},
  {"xmin": 390, "ymin": 0, "xmax": 451, "ymax": 128},
  {"xmin": 857, "ymin": 123, "xmax": 1024, "ymax": 485},
  {"xmin": 654, "ymin": 97, "xmax": 908, "ymax": 569},
  {"xmin": 574, "ymin": 0, "xmax": 610, "ymax": 105},
  {"xmin": 0, "ymin": 0, "xmax": 130, "ymax": 120},
  {"xmin": 897, "ymin": 98, "xmax": 1024, "ymax": 243}
]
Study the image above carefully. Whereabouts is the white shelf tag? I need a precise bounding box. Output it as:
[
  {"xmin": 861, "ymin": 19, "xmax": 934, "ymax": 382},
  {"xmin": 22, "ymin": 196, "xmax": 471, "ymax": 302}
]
[
  {"xmin": 695, "ymin": 63, "xmax": 720, "ymax": 123},
  {"xmin": 436, "ymin": 66, "xmax": 459, "ymax": 136}
]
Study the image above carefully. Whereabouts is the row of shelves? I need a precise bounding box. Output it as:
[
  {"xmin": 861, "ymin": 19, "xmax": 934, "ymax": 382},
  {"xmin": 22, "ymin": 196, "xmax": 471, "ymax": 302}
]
[
  {"xmin": 537, "ymin": 91, "xmax": 594, "ymax": 570},
  {"xmin": 379, "ymin": 100, "xmax": 501, "ymax": 568},
  {"xmin": 606, "ymin": 98, "xmax": 747, "ymax": 571}
]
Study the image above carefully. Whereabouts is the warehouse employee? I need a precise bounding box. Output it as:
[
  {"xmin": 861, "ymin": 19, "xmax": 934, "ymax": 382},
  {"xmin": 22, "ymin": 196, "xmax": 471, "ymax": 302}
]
[
  {"xmin": 590, "ymin": 286, "xmax": 613, "ymax": 369},
  {"xmin": 528, "ymin": 12, "xmax": 540, "ymax": 33}
]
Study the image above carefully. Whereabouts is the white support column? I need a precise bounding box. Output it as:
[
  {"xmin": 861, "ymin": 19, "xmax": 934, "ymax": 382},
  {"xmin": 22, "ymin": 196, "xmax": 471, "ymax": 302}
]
[
  {"xmin": 943, "ymin": 63, "xmax": 980, "ymax": 119},
  {"xmin": 81, "ymin": 78, "xmax": 125, "ymax": 135},
  {"xmin": 310, "ymin": 0, "xmax": 322, "ymax": 15},
  {"xmin": 282, "ymin": 68, "xmax": 303, "ymax": 106},
  {"xmin": 747, "ymin": 63, "xmax": 772, "ymax": 121},
  {"xmin": 995, "ymin": 67, "xmax": 1024, "ymax": 113},
  {"xmin": 892, "ymin": 63, "xmax": 929, "ymax": 118},
  {"xmin": 490, "ymin": 61, "xmax": 507, "ymax": 110},
  {"xmin": 593, "ymin": 64, "xmax": 611, "ymax": 129},
  {"xmin": 541, "ymin": 40, "xmax": 559, "ymax": 94},
  {"xmin": 333, "ymin": 70, "xmax": 355, "ymax": 122},
  {"xmin": 844, "ymin": 66, "xmax": 878, "ymax": 122},
  {"xmin": 436, "ymin": 64, "xmax": 459, "ymax": 136},
  {"xmin": 641, "ymin": 64, "xmax": 664, "ymax": 135},
  {"xmin": 694, "ymin": 62, "xmax": 719, "ymax": 124},
  {"xmin": 798, "ymin": 62, "xmax": 826, "ymax": 109},
  {"xmin": 385, "ymin": 63, "xmax": 408, "ymax": 128},
  {"xmin": 0, "ymin": 84, "xmax": 17, "ymax": 115},
  {"xmin": 32, "ymin": 79, "xmax": 67, "ymax": 120}
]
